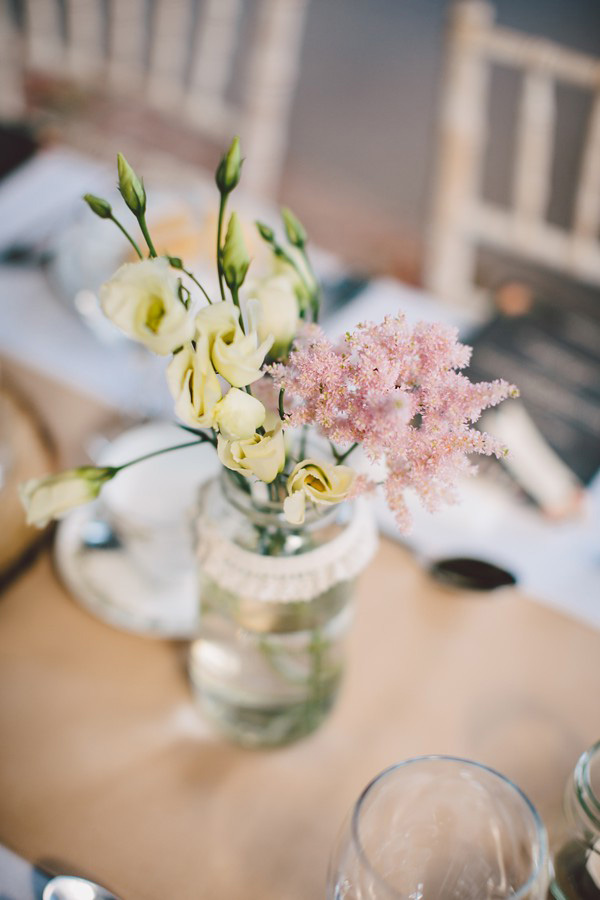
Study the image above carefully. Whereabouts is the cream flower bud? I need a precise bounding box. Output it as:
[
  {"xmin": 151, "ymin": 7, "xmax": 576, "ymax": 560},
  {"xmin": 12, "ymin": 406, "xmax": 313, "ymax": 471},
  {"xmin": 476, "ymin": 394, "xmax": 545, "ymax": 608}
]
[
  {"xmin": 217, "ymin": 423, "xmax": 286, "ymax": 484},
  {"xmin": 117, "ymin": 152, "xmax": 146, "ymax": 215},
  {"xmin": 100, "ymin": 258, "xmax": 194, "ymax": 355},
  {"xmin": 222, "ymin": 212, "xmax": 250, "ymax": 289},
  {"xmin": 19, "ymin": 467, "xmax": 116, "ymax": 528},
  {"xmin": 166, "ymin": 336, "xmax": 222, "ymax": 428},
  {"xmin": 283, "ymin": 458, "xmax": 355, "ymax": 525},
  {"xmin": 247, "ymin": 274, "xmax": 299, "ymax": 359},
  {"xmin": 214, "ymin": 388, "xmax": 266, "ymax": 441}
]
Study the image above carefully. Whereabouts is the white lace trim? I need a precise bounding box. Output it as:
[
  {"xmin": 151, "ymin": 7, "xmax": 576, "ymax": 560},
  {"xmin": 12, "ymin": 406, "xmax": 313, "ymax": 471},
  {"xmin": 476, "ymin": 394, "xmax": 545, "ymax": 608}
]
[{"xmin": 197, "ymin": 499, "xmax": 378, "ymax": 603}]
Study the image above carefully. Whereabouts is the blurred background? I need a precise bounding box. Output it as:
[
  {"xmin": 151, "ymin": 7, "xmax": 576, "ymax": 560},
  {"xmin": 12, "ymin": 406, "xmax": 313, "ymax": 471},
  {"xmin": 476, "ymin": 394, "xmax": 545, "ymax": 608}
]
[{"xmin": 2, "ymin": 0, "xmax": 600, "ymax": 284}]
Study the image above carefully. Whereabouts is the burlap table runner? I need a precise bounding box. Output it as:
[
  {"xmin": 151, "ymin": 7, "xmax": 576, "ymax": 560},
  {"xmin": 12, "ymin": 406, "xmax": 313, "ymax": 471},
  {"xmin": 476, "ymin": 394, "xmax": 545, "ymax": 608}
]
[{"xmin": 0, "ymin": 361, "xmax": 599, "ymax": 899}]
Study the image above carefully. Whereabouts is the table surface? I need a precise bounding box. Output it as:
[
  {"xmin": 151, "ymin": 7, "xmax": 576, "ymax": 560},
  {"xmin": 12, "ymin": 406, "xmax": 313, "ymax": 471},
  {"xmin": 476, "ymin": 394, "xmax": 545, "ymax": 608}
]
[{"xmin": 1, "ymin": 361, "xmax": 600, "ymax": 900}]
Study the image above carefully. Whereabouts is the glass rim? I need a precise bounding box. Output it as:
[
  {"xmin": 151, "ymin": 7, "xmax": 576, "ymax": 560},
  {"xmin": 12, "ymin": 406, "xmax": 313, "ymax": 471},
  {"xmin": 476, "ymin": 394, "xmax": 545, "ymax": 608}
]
[
  {"xmin": 350, "ymin": 755, "xmax": 549, "ymax": 900},
  {"xmin": 574, "ymin": 739, "xmax": 600, "ymax": 829}
]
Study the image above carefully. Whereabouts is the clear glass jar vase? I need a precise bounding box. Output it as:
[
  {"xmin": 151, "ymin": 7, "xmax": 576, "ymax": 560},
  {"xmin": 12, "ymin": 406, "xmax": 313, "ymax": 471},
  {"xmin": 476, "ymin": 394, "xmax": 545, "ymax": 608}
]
[
  {"xmin": 189, "ymin": 470, "xmax": 378, "ymax": 748},
  {"xmin": 550, "ymin": 740, "xmax": 600, "ymax": 899}
]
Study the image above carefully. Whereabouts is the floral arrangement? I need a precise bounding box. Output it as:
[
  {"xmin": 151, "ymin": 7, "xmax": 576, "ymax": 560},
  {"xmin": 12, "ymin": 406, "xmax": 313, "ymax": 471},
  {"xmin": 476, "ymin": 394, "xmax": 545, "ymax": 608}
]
[{"xmin": 20, "ymin": 139, "xmax": 516, "ymax": 531}]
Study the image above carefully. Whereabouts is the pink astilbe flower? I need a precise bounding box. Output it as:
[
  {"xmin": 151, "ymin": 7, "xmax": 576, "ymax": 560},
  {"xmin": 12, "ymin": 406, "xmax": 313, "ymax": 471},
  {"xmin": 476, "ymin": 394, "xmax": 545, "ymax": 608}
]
[{"xmin": 271, "ymin": 315, "xmax": 517, "ymax": 531}]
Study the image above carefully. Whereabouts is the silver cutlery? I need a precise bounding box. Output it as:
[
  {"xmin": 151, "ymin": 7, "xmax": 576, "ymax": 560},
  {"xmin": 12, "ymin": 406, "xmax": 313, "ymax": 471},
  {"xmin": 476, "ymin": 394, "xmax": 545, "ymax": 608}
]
[{"xmin": 43, "ymin": 874, "xmax": 121, "ymax": 900}]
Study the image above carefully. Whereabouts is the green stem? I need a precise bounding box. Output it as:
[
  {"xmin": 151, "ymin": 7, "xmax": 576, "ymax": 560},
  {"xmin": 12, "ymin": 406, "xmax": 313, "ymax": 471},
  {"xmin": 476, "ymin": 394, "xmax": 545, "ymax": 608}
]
[
  {"xmin": 177, "ymin": 424, "xmax": 217, "ymax": 447},
  {"xmin": 114, "ymin": 437, "xmax": 212, "ymax": 473},
  {"xmin": 110, "ymin": 215, "xmax": 143, "ymax": 259},
  {"xmin": 216, "ymin": 193, "xmax": 227, "ymax": 300},
  {"xmin": 275, "ymin": 244, "xmax": 321, "ymax": 323},
  {"xmin": 276, "ymin": 245, "xmax": 314, "ymax": 296},
  {"xmin": 181, "ymin": 265, "xmax": 213, "ymax": 304},
  {"xmin": 256, "ymin": 627, "xmax": 335, "ymax": 701},
  {"xmin": 231, "ymin": 469, "xmax": 252, "ymax": 493},
  {"xmin": 138, "ymin": 212, "xmax": 158, "ymax": 258},
  {"xmin": 258, "ymin": 638, "xmax": 306, "ymax": 686},
  {"xmin": 255, "ymin": 223, "xmax": 319, "ymax": 317},
  {"xmin": 299, "ymin": 425, "xmax": 308, "ymax": 461},
  {"xmin": 278, "ymin": 387, "xmax": 286, "ymax": 421},
  {"xmin": 298, "ymin": 245, "xmax": 322, "ymax": 323},
  {"xmin": 331, "ymin": 441, "xmax": 358, "ymax": 465},
  {"xmin": 231, "ymin": 283, "xmax": 245, "ymax": 333}
]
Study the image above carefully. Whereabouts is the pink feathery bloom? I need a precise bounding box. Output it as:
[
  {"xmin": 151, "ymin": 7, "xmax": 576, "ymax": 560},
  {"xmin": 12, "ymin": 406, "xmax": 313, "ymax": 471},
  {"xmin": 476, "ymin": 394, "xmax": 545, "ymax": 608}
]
[{"xmin": 271, "ymin": 315, "xmax": 517, "ymax": 531}]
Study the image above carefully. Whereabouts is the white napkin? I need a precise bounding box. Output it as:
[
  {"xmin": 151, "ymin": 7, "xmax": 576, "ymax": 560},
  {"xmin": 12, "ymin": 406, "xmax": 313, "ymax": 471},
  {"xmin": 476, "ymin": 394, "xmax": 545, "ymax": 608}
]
[
  {"xmin": 0, "ymin": 842, "xmax": 50, "ymax": 899},
  {"xmin": 0, "ymin": 265, "xmax": 172, "ymax": 415},
  {"xmin": 0, "ymin": 147, "xmax": 111, "ymax": 254}
]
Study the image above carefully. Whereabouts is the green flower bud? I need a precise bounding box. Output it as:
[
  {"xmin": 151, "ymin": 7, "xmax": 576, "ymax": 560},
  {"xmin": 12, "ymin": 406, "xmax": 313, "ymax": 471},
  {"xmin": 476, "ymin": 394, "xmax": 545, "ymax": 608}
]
[
  {"xmin": 222, "ymin": 212, "xmax": 250, "ymax": 289},
  {"xmin": 255, "ymin": 221, "xmax": 275, "ymax": 243},
  {"xmin": 117, "ymin": 153, "xmax": 146, "ymax": 215},
  {"xmin": 215, "ymin": 136, "xmax": 242, "ymax": 195},
  {"xmin": 168, "ymin": 256, "xmax": 183, "ymax": 269},
  {"xmin": 19, "ymin": 466, "xmax": 117, "ymax": 528},
  {"xmin": 281, "ymin": 207, "xmax": 307, "ymax": 248},
  {"xmin": 83, "ymin": 194, "xmax": 112, "ymax": 219}
]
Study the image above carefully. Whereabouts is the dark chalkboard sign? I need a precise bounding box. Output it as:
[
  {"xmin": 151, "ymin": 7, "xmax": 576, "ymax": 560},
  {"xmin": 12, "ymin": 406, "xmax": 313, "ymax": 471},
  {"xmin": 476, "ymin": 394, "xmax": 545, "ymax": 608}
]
[{"xmin": 468, "ymin": 283, "xmax": 600, "ymax": 485}]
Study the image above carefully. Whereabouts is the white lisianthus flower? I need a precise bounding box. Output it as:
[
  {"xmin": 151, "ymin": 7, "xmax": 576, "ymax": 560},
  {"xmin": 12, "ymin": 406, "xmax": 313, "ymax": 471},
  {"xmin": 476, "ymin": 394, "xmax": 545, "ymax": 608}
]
[
  {"xmin": 212, "ymin": 328, "xmax": 273, "ymax": 387},
  {"xmin": 166, "ymin": 335, "xmax": 222, "ymax": 428},
  {"xmin": 196, "ymin": 301, "xmax": 272, "ymax": 387},
  {"xmin": 100, "ymin": 258, "xmax": 194, "ymax": 355},
  {"xmin": 283, "ymin": 459, "xmax": 356, "ymax": 525},
  {"xmin": 195, "ymin": 301, "xmax": 239, "ymax": 343},
  {"xmin": 247, "ymin": 274, "xmax": 299, "ymax": 360},
  {"xmin": 19, "ymin": 467, "xmax": 117, "ymax": 528},
  {"xmin": 217, "ymin": 423, "xmax": 286, "ymax": 484},
  {"xmin": 214, "ymin": 388, "xmax": 266, "ymax": 441}
]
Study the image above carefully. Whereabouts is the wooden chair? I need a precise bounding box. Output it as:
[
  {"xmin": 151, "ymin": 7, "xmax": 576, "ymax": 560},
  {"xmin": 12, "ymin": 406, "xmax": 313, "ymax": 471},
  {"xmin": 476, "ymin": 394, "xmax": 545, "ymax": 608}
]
[
  {"xmin": 425, "ymin": 0, "xmax": 600, "ymax": 310},
  {"xmin": 0, "ymin": 0, "xmax": 310, "ymax": 199}
]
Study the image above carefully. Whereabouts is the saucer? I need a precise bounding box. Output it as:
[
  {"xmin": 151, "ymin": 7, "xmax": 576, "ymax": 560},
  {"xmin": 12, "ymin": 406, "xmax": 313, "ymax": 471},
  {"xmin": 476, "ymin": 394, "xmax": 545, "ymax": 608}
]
[{"xmin": 54, "ymin": 502, "xmax": 199, "ymax": 638}]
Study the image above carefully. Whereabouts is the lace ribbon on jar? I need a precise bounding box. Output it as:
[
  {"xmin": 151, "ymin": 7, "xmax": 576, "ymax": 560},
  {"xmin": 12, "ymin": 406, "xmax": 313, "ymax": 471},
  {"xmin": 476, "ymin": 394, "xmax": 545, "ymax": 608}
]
[{"xmin": 197, "ymin": 498, "xmax": 378, "ymax": 604}]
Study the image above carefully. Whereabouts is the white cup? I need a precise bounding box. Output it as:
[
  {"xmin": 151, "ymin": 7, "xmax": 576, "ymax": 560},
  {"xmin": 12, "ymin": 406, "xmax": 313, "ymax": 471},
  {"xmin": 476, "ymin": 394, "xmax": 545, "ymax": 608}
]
[{"xmin": 97, "ymin": 420, "xmax": 219, "ymax": 582}]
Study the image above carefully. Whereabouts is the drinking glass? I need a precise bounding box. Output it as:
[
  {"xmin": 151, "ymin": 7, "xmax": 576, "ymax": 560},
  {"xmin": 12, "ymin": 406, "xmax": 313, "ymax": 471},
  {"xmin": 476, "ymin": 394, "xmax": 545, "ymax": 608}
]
[{"xmin": 327, "ymin": 756, "xmax": 550, "ymax": 899}]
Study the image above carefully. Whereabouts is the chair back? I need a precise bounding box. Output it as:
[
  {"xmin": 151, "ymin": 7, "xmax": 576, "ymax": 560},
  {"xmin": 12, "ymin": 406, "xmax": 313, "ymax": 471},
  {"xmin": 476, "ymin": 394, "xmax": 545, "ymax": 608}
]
[
  {"xmin": 426, "ymin": 0, "xmax": 600, "ymax": 309},
  {"xmin": 0, "ymin": 0, "xmax": 310, "ymax": 198}
]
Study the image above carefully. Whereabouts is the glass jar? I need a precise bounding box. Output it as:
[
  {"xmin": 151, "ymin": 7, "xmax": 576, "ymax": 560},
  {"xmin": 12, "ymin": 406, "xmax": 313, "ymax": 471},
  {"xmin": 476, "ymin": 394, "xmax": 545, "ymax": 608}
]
[
  {"xmin": 550, "ymin": 740, "xmax": 600, "ymax": 899},
  {"xmin": 189, "ymin": 470, "xmax": 378, "ymax": 748}
]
